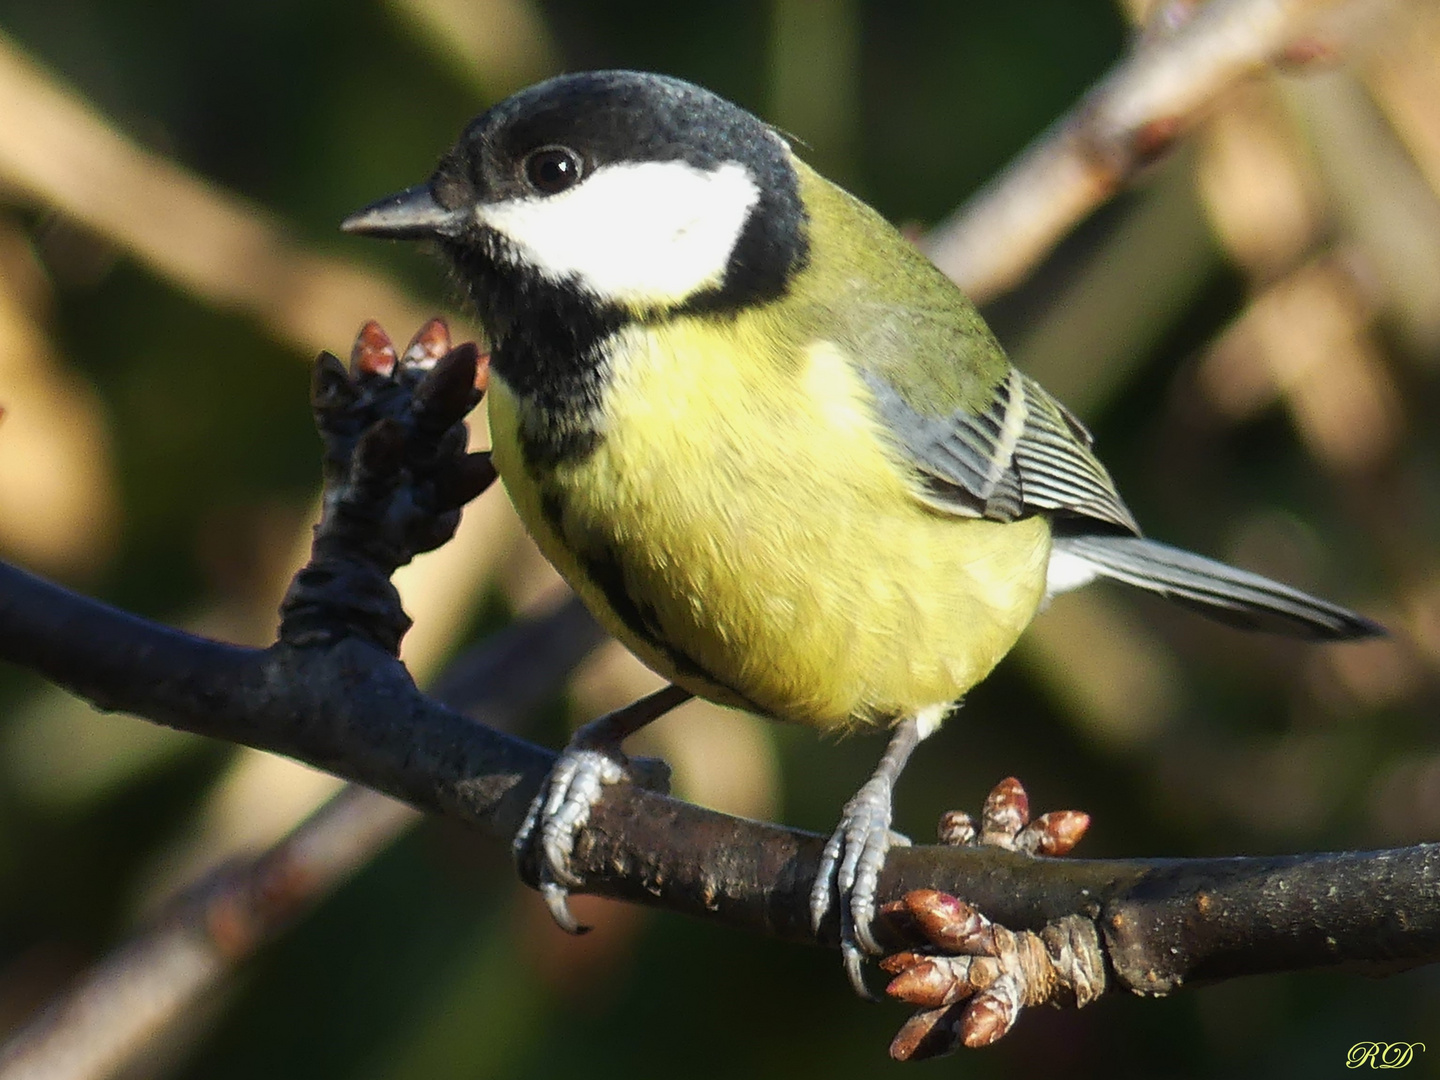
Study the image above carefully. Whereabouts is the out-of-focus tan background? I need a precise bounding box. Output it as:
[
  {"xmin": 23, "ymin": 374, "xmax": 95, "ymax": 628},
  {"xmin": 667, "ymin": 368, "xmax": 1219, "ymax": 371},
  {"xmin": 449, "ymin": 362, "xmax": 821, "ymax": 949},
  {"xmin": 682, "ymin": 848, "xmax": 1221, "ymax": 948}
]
[{"xmin": 0, "ymin": 1, "xmax": 1437, "ymax": 1076}]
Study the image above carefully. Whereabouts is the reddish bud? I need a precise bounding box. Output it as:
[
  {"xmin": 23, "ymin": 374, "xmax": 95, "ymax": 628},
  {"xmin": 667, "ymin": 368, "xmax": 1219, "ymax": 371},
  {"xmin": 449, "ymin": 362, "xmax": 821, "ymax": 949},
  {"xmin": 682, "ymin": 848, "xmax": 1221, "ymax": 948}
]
[
  {"xmin": 905, "ymin": 889, "xmax": 966, "ymax": 928},
  {"xmin": 474, "ymin": 350, "xmax": 492, "ymax": 392},
  {"xmin": 352, "ymin": 320, "xmax": 397, "ymax": 376},
  {"xmin": 961, "ymin": 991, "xmax": 1017, "ymax": 1048},
  {"xmin": 937, "ymin": 809, "xmax": 976, "ymax": 846},
  {"xmin": 886, "ymin": 958, "xmax": 977, "ymax": 1008},
  {"xmin": 879, "ymin": 950, "xmax": 926, "ymax": 975},
  {"xmin": 908, "ymin": 890, "xmax": 994, "ymax": 954},
  {"xmin": 981, "ymin": 777, "xmax": 1029, "ymax": 844},
  {"xmin": 889, "ymin": 1006, "xmax": 963, "ymax": 1062},
  {"xmin": 401, "ymin": 318, "xmax": 452, "ymax": 367},
  {"xmin": 1023, "ymin": 810, "xmax": 1091, "ymax": 856}
]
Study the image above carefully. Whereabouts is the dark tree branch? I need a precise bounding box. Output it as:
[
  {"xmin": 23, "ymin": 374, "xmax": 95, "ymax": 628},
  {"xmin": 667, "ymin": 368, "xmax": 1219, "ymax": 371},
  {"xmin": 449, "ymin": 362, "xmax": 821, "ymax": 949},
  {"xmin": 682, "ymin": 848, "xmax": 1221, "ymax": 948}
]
[{"xmin": 2, "ymin": 489, "xmax": 1439, "ymax": 985}]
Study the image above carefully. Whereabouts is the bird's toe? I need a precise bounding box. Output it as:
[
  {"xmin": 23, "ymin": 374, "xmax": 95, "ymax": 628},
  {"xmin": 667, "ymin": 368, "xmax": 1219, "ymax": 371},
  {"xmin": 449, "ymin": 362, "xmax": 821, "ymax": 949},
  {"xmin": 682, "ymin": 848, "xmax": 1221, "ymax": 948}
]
[
  {"xmin": 515, "ymin": 744, "xmax": 629, "ymax": 933},
  {"xmin": 814, "ymin": 774, "xmax": 899, "ymax": 997}
]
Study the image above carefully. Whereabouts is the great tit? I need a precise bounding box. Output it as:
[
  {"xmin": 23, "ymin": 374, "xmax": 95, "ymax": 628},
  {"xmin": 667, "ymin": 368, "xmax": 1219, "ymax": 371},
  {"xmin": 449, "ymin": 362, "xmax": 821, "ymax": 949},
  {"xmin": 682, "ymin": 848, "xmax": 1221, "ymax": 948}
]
[{"xmin": 343, "ymin": 70, "xmax": 1381, "ymax": 995}]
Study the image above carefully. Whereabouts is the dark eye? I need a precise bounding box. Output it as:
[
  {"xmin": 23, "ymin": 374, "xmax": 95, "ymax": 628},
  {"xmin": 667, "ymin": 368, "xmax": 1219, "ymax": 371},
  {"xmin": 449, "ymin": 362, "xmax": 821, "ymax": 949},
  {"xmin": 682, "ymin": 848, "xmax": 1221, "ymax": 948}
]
[{"xmin": 523, "ymin": 146, "xmax": 583, "ymax": 195}]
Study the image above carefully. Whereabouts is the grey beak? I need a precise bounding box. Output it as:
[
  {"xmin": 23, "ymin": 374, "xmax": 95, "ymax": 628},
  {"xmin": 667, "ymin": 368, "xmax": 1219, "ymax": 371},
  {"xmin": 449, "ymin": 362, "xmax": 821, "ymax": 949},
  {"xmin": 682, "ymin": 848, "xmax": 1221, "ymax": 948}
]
[{"xmin": 340, "ymin": 184, "xmax": 462, "ymax": 239}]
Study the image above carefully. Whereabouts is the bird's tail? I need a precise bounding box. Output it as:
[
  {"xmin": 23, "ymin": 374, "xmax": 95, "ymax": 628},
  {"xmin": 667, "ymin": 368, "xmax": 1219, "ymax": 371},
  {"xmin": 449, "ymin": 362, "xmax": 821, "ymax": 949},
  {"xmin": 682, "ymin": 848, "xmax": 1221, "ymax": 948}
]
[{"xmin": 1048, "ymin": 534, "xmax": 1384, "ymax": 640}]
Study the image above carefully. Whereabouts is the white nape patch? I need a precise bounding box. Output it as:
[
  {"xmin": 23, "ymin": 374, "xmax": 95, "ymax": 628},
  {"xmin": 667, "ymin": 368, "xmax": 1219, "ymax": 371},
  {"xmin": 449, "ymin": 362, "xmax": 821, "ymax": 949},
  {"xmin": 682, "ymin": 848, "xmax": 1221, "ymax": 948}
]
[
  {"xmin": 477, "ymin": 159, "xmax": 761, "ymax": 306},
  {"xmin": 1044, "ymin": 547, "xmax": 1101, "ymax": 599}
]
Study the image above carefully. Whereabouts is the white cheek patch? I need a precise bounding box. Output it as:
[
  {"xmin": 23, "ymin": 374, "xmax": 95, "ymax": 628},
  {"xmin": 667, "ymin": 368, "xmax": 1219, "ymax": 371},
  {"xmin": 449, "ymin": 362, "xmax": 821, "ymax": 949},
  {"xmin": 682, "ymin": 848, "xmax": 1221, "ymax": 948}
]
[{"xmin": 476, "ymin": 160, "xmax": 761, "ymax": 306}]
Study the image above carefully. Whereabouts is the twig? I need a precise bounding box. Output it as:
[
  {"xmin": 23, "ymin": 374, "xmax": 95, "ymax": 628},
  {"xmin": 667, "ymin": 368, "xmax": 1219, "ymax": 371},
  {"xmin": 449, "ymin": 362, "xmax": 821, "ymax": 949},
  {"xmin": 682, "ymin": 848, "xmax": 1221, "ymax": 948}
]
[
  {"xmin": 0, "ymin": 31, "xmax": 443, "ymax": 354},
  {"xmin": 924, "ymin": 0, "xmax": 1377, "ymax": 302},
  {"xmin": 0, "ymin": 788, "xmax": 413, "ymax": 1080}
]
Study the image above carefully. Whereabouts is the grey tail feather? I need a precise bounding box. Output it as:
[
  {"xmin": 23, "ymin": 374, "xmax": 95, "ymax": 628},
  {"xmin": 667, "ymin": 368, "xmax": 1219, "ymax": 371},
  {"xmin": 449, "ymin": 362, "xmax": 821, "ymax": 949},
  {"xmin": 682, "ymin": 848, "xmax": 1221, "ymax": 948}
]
[{"xmin": 1053, "ymin": 534, "xmax": 1385, "ymax": 641}]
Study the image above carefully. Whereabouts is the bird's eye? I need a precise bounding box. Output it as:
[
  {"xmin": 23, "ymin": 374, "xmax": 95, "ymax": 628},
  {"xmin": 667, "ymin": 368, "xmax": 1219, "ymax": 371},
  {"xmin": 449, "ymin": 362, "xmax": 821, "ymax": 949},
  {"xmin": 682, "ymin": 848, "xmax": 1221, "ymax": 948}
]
[{"xmin": 523, "ymin": 146, "xmax": 583, "ymax": 195}]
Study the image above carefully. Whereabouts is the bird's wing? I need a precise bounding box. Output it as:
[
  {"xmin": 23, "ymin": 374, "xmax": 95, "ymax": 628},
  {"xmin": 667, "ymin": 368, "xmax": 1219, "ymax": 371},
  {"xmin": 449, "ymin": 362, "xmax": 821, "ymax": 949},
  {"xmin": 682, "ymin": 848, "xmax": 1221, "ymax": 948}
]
[
  {"xmin": 862, "ymin": 361, "xmax": 1140, "ymax": 535},
  {"xmin": 799, "ymin": 172, "xmax": 1139, "ymax": 534}
]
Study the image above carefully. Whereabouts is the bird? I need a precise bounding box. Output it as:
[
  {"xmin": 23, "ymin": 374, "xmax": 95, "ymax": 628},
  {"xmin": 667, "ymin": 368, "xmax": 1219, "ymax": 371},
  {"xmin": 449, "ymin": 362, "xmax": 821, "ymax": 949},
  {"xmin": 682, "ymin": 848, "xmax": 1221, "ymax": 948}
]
[{"xmin": 342, "ymin": 69, "xmax": 1382, "ymax": 995}]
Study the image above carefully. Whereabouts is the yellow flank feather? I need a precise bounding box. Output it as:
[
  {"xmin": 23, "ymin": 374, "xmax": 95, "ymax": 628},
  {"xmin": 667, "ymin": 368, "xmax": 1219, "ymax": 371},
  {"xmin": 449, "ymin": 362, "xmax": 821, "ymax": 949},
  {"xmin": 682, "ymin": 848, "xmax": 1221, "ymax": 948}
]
[{"xmin": 488, "ymin": 316, "xmax": 1052, "ymax": 735}]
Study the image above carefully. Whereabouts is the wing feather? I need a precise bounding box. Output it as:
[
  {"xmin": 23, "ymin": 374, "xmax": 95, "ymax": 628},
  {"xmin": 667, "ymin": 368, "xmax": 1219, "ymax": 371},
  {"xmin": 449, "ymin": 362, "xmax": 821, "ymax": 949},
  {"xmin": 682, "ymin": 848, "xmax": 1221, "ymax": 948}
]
[
  {"xmin": 865, "ymin": 366, "xmax": 1138, "ymax": 533},
  {"xmin": 1011, "ymin": 377, "xmax": 1138, "ymax": 533}
]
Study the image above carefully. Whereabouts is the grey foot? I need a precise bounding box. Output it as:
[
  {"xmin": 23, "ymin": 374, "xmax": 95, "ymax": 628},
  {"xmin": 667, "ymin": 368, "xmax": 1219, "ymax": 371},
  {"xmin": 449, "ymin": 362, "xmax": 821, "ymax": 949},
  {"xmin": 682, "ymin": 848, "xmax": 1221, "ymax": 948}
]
[
  {"xmin": 810, "ymin": 775, "xmax": 912, "ymax": 998},
  {"xmin": 514, "ymin": 687, "xmax": 687, "ymax": 933},
  {"xmin": 513, "ymin": 732, "xmax": 671, "ymax": 934},
  {"xmin": 514, "ymin": 745, "xmax": 627, "ymax": 933}
]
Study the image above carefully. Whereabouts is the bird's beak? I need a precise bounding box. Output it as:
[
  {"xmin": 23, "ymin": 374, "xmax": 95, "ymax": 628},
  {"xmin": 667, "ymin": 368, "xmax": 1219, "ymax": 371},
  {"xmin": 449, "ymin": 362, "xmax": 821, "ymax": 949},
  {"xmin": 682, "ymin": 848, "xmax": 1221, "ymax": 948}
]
[{"xmin": 340, "ymin": 184, "xmax": 462, "ymax": 239}]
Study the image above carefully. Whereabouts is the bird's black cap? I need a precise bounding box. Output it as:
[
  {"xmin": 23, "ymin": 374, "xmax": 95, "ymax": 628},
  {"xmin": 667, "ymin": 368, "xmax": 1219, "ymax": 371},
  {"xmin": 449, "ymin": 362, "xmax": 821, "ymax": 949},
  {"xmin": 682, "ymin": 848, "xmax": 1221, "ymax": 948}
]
[
  {"xmin": 341, "ymin": 70, "xmax": 808, "ymax": 306},
  {"xmin": 444, "ymin": 72, "xmax": 785, "ymax": 201}
]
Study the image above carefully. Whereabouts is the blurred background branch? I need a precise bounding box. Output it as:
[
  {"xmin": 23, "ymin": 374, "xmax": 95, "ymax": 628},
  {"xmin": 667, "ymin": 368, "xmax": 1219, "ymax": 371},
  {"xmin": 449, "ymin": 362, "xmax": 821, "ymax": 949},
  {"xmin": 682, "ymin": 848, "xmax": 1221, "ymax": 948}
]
[
  {"xmin": 0, "ymin": 787, "xmax": 417, "ymax": 1080},
  {"xmin": 0, "ymin": 33, "xmax": 437, "ymax": 353},
  {"xmin": 924, "ymin": 0, "xmax": 1382, "ymax": 302}
]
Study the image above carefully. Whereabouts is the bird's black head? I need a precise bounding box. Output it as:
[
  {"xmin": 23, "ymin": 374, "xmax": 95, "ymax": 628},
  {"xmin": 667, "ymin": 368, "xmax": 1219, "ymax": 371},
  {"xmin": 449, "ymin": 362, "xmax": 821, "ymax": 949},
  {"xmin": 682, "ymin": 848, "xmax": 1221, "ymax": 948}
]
[{"xmin": 344, "ymin": 71, "xmax": 809, "ymax": 336}]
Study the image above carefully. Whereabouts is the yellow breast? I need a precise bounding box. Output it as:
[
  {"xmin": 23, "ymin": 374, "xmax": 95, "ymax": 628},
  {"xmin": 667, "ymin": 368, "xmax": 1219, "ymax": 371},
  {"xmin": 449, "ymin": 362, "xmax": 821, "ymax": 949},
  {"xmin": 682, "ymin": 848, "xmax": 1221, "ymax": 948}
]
[{"xmin": 488, "ymin": 318, "xmax": 1052, "ymax": 733}]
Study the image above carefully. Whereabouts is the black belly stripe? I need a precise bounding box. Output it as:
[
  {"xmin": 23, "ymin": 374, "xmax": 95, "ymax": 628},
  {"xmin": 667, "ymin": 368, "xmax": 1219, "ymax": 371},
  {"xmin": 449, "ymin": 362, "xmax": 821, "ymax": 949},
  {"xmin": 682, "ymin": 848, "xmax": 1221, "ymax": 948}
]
[
  {"xmin": 518, "ymin": 411, "xmax": 605, "ymax": 470},
  {"xmin": 537, "ymin": 489, "xmax": 763, "ymax": 711}
]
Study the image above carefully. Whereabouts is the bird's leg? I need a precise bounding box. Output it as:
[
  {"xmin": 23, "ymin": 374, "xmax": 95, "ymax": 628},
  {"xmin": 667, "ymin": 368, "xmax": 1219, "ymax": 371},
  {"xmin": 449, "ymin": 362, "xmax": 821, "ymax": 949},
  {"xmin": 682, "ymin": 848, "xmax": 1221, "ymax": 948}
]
[
  {"xmin": 812, "ymin": 707, "xmax": 942, "ymax": 998},
  {"xmin": 515, "ymin": 683, "xmax": 692, "ymax": 932}
]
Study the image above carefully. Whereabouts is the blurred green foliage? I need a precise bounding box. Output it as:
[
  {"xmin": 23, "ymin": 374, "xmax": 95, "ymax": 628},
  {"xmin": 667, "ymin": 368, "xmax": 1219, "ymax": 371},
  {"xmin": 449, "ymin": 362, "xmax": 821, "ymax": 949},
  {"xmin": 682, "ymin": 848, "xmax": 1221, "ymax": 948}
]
[{"xmin": 1, "ymin": 1, "xmax": 1439, "ymax": 1078}]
